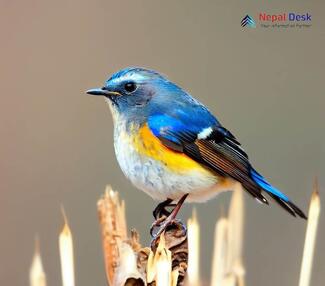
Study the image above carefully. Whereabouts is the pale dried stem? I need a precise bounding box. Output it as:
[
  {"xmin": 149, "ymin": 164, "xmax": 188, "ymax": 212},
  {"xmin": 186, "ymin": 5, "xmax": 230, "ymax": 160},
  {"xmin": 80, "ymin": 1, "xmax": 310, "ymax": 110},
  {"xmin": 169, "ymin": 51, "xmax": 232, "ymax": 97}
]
[
  {"xmin": 29, "ymin": 180, "xmax": 320, "ymax": 286},
  {"xmin": 299, "ymin": 180, "xmax": 321, "ymax": 286},
  {"xmin": 97, "ymin": 185, "xmax": 188, "ymax": 286},
  {"xmin": 30, "ymin": 237, "xmax": 47, "ymax": 286},
  {"xmin": 59, "ymin": 208, "xmax": 75, "ymax": 286},
  {"xmin": 147, "ymin": 233, "xmax": 180, "ymax": 286},
  {"xmin": 97, "ymin": 185, "xmax": 128, "ymax": 285},
  {"xmin": 210, "ymin": 217, "xmax": 228, "ymax": 286},
  {"xmin": 210, "ymin": 186, "xmax": 245, "ymax": 286},
  {"xmin": 114, "ymin": 242, "xmax": 145, "ymax": 286},
  {"xmin": 227, "ymin": 184, "xmax": 245, "ymax": 279},
  {"xmin": 187, "ymin": 209, "xmax": 200, "ymax": 286}
]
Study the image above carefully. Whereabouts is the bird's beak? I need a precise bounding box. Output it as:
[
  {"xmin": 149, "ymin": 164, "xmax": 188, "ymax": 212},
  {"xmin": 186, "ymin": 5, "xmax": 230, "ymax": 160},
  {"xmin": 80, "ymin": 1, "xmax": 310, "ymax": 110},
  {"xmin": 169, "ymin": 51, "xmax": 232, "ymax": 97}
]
[{"xmin": 86, "ymin": 88, "xmax": 121, "ymax": 97}]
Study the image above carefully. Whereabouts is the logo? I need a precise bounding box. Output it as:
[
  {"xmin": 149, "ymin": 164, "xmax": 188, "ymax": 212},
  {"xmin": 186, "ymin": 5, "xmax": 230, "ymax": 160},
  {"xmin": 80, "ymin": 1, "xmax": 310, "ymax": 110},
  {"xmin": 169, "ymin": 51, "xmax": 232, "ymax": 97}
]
[
  {"xmin": 241, "ymin": 13, "xmax": 312, "ymax": 29},
  {"xmin": 241, "ymin": 15, "xmax": 256, "ymax": 28}
]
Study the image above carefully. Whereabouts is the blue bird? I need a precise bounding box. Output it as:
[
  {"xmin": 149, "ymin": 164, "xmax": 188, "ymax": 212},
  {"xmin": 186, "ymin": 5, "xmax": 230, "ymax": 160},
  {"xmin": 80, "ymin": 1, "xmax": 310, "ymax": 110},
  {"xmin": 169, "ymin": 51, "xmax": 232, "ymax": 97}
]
[{"xmin": 87, "ymin": 67, "xmax": 306, "ymax": 230}]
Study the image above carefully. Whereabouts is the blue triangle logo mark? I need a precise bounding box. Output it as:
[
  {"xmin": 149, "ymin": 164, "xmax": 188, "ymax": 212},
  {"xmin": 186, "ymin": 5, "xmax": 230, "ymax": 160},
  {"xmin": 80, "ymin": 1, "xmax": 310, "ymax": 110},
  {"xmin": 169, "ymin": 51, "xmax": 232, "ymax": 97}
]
[{"xmin": 241, "ymin": 15, "xmax": 256, "ymax": 28}]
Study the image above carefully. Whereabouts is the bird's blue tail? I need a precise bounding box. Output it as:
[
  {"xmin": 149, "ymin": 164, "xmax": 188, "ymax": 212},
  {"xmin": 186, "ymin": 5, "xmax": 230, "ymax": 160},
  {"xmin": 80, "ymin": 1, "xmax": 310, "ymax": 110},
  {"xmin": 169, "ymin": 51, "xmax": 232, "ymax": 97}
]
[{"xmin": 250, "ymin": 169, "xmax": 307, "ymax": 219}]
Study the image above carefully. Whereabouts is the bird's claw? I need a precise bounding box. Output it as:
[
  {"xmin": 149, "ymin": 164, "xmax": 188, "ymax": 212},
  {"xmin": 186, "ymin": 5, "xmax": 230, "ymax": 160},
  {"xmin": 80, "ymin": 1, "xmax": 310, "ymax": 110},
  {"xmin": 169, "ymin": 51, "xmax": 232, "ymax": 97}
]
[
  {"xmin": 150, "ymin": 218, "xmax": 187, "ymax": 249},
  {"xmin": 150, "ymin": 194, "xmax": 189, "ymax": 249},
  {"xmin": 153, "ymin": 198, "xmax": 175, "ymax": 220},
  {"xmin": 150, "ymin": 215, "xmax": 167, "ymax": 237}
]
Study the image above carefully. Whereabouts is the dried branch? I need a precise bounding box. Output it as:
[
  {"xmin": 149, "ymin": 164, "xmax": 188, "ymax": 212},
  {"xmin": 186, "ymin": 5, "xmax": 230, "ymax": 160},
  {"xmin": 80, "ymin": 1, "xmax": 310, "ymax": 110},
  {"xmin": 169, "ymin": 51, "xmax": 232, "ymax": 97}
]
[
  {"xmin": 186, "ymin": 209, "xmax": 200, "ymax": 286},
  {"xmin": 299, "ymin": 180, "xmax": 321, "ymax": 286},
  {"xmin": 210, "ymin": 217, "xmax": 228, "ymax": 286},
  {"xmin": 146, "ymin": 219, "xmax": 188, "ymax": 286},
  {"xmin": 29, "ymin": 237, "xmax": 47, "ymax": 286},
  {"xmin": 97, "ymin": 187, "xmax": 188, "ymax": 286},
  {"xmin": 210, "ymin": 185, "xmax": 245, "ymax": 286},
  {"xmin": 59, "ymin": 207, "xmax": 75, "ymax": 286},
  {"xmin": 227, "ymin": 184, "xmax": 245, "ymax": 280},
  {"xmin": 97, "ymin": 186, "xmax": 128, "ymax": 285},
  {"xmin": 114, "ymin": 242, "xmax": 146, "ymax": 286},
  {"xmin": 150, "ymin": 220, "xmax": 188, "ymax": 285},
  {"xmin": 29, "ymin": 180, "xmax": 320, "ymax": 286}
]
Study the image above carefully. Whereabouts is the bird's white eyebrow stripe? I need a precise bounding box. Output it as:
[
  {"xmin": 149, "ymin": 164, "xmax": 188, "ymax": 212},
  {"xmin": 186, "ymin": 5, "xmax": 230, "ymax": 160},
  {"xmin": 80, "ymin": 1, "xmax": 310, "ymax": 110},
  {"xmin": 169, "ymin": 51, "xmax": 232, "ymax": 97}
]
[
  {"xmin": 197, "ymin": 127, "xmax": 213, "ymax": 139},
  {"xmin": 111, "ymin": 73, "xmax": 147, "ymax": 84}
]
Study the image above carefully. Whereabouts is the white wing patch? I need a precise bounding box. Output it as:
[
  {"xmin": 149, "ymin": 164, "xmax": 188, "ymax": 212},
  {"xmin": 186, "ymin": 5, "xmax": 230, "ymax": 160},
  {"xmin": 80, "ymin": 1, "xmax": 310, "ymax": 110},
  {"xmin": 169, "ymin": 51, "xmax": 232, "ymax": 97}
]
[{"xmin": 197, "ymin": 127, "xmax": 213, "ymax": 139}]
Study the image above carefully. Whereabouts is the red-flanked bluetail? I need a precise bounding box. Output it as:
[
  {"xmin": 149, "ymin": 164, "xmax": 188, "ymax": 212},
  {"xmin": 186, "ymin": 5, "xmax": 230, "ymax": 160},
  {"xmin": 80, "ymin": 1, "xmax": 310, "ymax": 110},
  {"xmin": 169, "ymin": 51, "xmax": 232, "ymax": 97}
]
[{"xmin": 87, "ymin": 67, "xmax": 307, "ymax": 221}]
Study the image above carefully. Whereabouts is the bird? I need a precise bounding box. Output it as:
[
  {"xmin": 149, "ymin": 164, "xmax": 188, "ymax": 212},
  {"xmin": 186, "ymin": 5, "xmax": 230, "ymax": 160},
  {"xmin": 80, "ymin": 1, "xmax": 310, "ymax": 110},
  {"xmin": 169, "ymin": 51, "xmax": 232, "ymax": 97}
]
[{"xmin": 87, "ymin": 67, "xmax": 306, "ymax": 234}]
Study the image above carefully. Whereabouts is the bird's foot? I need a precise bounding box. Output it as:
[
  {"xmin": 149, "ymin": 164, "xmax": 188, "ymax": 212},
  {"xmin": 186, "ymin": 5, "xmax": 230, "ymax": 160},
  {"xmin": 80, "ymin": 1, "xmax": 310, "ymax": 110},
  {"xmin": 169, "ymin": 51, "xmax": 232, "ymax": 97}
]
[
  {"xmin": 150, "ymin": 215, "xmax": 167, "ymax": 237},
  {"xmin": 153, "ymin": 198, "xmax": 175, "ymax": 219},
  {"xmin": 150, "ymin": 218, "xmax": 187, "ymax": 249},
  {"xmin": 150, "ymin": 214, "xmax": 182, "ymax": 238},
  {"xmin": 150, "ymin": 194, "xmax": 189, "ymax": 249}
]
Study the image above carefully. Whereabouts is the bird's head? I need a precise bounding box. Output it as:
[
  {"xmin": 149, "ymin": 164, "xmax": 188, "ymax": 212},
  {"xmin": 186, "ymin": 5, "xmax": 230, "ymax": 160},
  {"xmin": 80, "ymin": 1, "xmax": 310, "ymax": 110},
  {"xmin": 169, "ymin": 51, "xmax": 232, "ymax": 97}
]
[{"xmin": 87, "ymin": 67, "xmax": 181, "ymax": 123}]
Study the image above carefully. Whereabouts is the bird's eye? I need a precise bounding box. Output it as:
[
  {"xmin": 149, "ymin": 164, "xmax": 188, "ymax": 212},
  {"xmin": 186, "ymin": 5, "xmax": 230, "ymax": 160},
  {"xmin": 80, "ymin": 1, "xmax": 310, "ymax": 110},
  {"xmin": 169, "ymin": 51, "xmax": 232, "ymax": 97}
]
[{"xmin": 124, "ymin": 82, "xmax": 137, "ymax": 93}]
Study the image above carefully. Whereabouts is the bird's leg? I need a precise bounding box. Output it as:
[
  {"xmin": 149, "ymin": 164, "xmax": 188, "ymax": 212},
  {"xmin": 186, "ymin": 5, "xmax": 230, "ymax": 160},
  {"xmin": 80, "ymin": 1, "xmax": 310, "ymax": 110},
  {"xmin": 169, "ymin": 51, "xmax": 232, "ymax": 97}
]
[
  {"xmin": 150, "ymin": 194, "xmax": 189, "ymax": 239},
  {"xmin": 153, "ymin": 198, "xmax": 174, "ymax": 219}
]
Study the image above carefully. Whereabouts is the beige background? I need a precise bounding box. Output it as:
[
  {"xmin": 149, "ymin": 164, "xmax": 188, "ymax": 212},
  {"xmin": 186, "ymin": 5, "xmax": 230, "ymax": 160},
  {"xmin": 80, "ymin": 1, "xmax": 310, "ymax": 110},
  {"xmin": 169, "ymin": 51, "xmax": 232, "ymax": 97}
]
[{"xmin": 0, "ymin": 1, "xmax": 324, "ymax": 285}]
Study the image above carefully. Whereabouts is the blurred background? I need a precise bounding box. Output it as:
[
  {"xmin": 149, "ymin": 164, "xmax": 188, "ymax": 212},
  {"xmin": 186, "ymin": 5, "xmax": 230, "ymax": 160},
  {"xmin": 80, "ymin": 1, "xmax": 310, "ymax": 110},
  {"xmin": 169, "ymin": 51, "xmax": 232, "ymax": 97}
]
[{"xmin": 0, "ymin": 0, "xmax": 324, "ymax": 285}]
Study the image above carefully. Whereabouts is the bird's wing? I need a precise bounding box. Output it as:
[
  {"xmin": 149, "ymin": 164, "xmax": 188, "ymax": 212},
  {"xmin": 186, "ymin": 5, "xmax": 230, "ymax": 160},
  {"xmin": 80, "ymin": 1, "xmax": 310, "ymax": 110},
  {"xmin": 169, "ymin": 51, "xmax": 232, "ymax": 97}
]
[
  {"xmin": 148, "ymin": 111, "xmax": 307, "ymax": 218},
  {"xmin": 148, "ymin": 112, "xmax": 268, "ymax": 203}
]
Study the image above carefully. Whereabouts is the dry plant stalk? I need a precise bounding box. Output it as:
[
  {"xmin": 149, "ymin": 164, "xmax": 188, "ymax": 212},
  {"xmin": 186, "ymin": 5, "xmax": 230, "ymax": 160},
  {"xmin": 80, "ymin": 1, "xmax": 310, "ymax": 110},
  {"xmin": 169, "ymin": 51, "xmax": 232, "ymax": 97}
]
[
  {"xmin": 97, "ymin": 186, "xmax": 129, "ymax": 285},
  {"xmin": 186, "ymin": 209, "xmax": 200, "ymax": 286},
  {"xmin": 59, "ymin": 208, "xmax": 75, "ymax": 286},
  {"xmin": 97, "ymin": 185, "xmax": 188, "ymax": 286},
  {"xmin": 147, "ymin": 234, "xmax": 179, "ymax": 286},
  {"xmin": 227, "ymin": 184, "xmax": 245, "ymax": 286},
  {"xmin": 149, "ymin": 220, "xmax": 188, "ymax": 285},
  {"xmin": 114, "ymin": 242, "xmax": 146, "ymax": 286},
  {"xmin": 28, "ymin": 181, "xmax": 321, "ymax": 286},
  {"xmin": 97, "ymin": 185, "xmax": 248, "ymax": 286},
  {"xmin": 210, "ymin": 185, "xmax": 245, "ymax": 286},
  {"xmin": 29, "ymin": 238, "xmax": 47, "ymax": 286},
  {"xmin": 210, "ymin": 217, "xmax": 228, "ymax": 286},
  {"xmin": 299, "ymin": 181, "xmax": 321, "ymax": 286}
]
